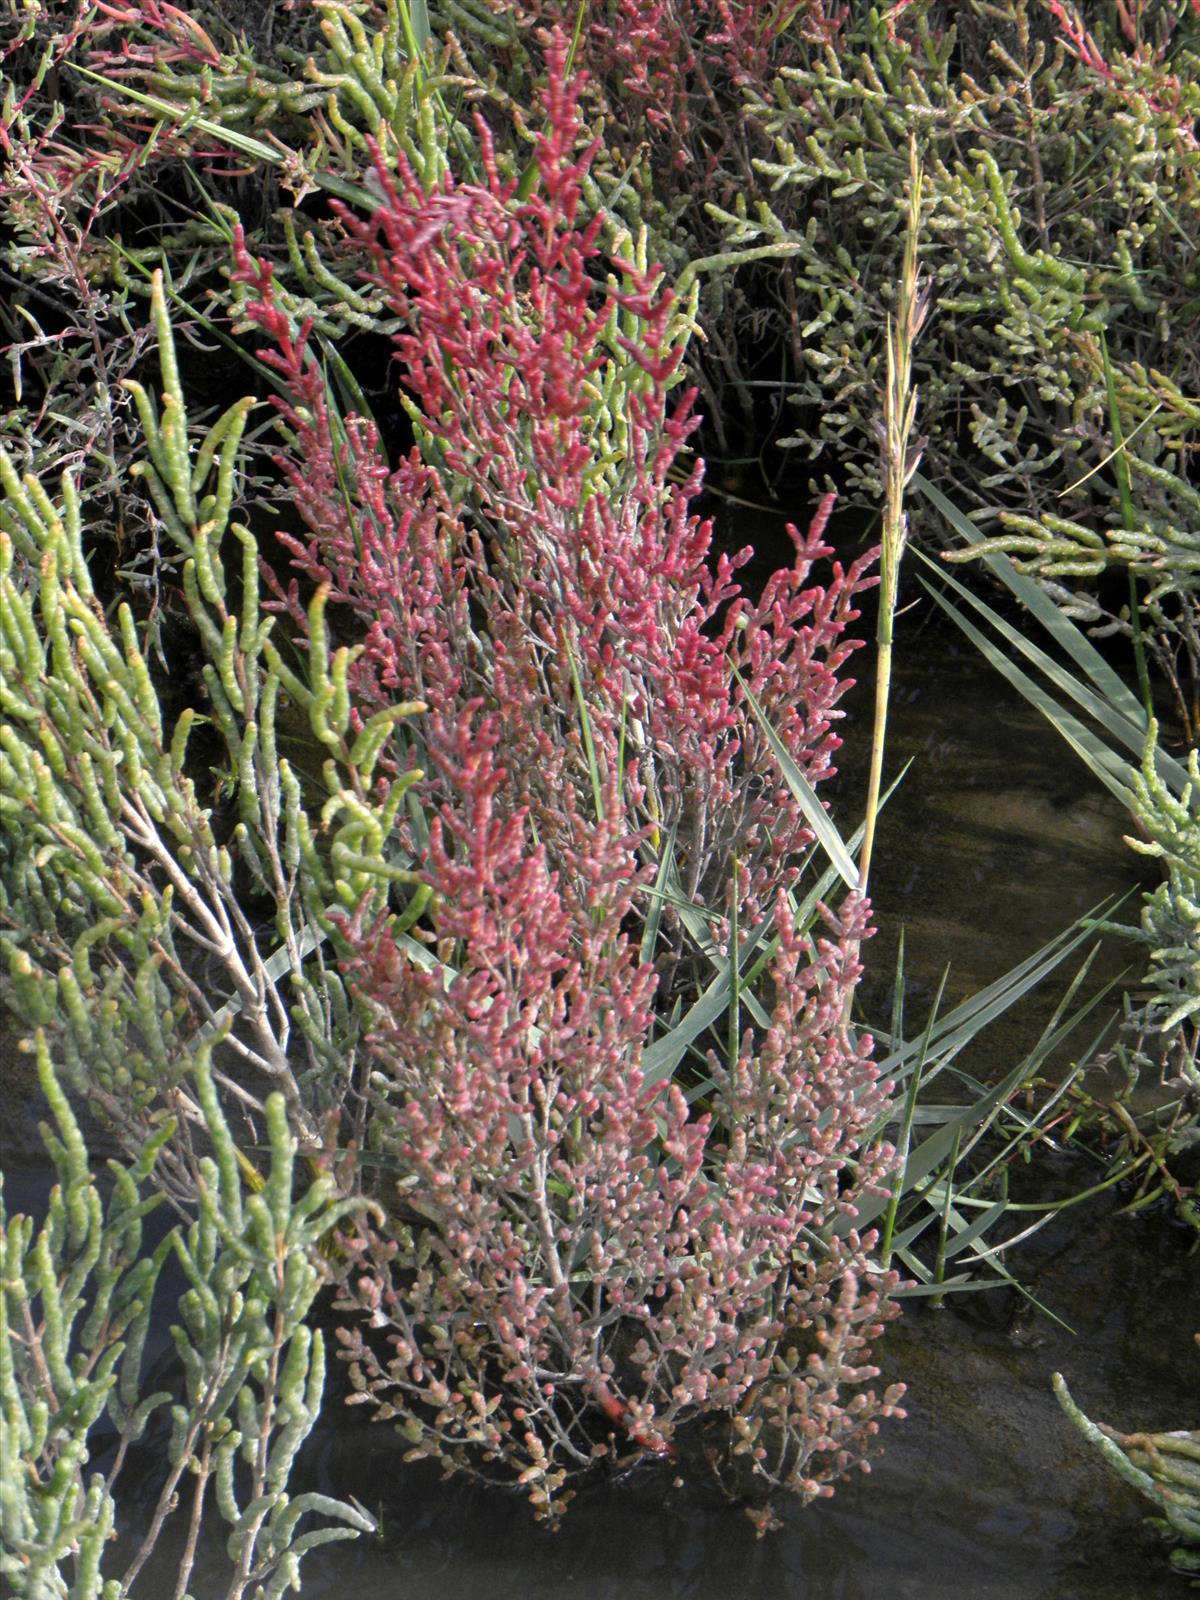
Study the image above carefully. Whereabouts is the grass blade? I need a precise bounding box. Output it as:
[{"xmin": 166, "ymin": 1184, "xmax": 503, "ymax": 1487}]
[
  {"xmin": 733, "ymin": 665, "xmax": 859, "ymax": 891},
  {"xmin": 879, "ymin": 957, "xmax": 949, "ymax": 1270},
  {"xmin": 922, "ymin": 583, "xmax": 1137, "ymax": 808},
  {"xmin": 915, "ymin": 550, "xmax": 1154, "ymax": 763},
  {"xmin": 912, "ymin": 471, "xmax": 1145, "ymax": 724},
  {"xmin": 875, "ymin": 907, "xmax": 1109, "ymax": 1085}
]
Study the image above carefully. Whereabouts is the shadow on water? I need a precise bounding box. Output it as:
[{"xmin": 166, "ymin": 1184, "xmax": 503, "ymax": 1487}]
[{"xmin": 2, "ymin": 518, "xmax": 1196, "ymax": 1598}]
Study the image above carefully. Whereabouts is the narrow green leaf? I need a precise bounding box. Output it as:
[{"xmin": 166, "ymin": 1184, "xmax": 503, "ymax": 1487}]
[
  {"xmin": 915, "ymin": 550, "xmax": 1160, "ymax": 768},
  {"xmin": 913, "ymin": 472, "xmax": 1146, "ymax": 724},
  {"xmin": 732, "ymin": 665, "xmax": 859, "ymax": 891},
  {"xmin": 921, "ymin": 584, "xmax": 1137, "ymax": 808}
]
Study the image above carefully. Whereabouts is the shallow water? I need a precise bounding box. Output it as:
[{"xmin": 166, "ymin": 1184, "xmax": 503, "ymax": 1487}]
[
  {"xmin": 831, "ymin": 617, "xmax": 1154, "ymax": 1071},
  {"xmin": 2, "ymin": 547, "xmax": 1195, "ymax": 1598}
]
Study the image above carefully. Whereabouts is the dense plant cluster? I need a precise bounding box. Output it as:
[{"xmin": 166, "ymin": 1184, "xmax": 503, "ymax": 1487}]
[
  {"xmin": 724, "ymin": 0, "xmax": 1200, "ymax": 787},
  {"xmin": 217, "ymin": 45, "xmax": 903, "ymax": 1522},
  {"xmin": 1120, "ymin": 722, "xmax": 1200, "ymax": 1085},
  {"xmin": 0, "ymin": 262, "xmax": 431, "ymax": 1164},
  {"xmin": 730, "ymin": 2, "xmax": 1198, "ymax": 500},
  {"xmin": 2, "ymin": 0, "xmax": 1198, "ymax": 1589},
  {"xmin": 0, "ymin": 3, "xmax": 911, "ymax": 1573}
]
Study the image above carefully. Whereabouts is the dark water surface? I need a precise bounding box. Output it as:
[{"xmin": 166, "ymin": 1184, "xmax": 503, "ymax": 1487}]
[
  {"xmin": 3, "ymin": 561, "xmax": 1196, "ymax": 1598},
  {"xmin": 832, "ymin": 613, "xmax": 1152, "ymax": 1069}
]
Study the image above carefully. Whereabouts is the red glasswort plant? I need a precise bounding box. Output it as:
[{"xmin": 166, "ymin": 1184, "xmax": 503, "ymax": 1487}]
[
  {"xmin": 497, "ymin": 0, "xmax": 846, "ymax": 169},
  {"xmin": 234, "ymin": 34, "xmax": 902, "ymax": 1523},
  {"xmin": 1047, "ymin": 0, "xmax": 1200, "ymax": 147}
]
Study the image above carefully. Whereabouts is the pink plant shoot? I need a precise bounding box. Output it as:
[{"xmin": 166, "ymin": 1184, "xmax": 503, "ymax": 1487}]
[
  {"xmin": 491, "ymin": 0, "xmax": 847, "ymax": 173},
  {"xmin": 234, "ymin": 33, "xmax": 901, "ymax": 1522},
  {"xmin": 1047, "ymin": 0, "xmax": 1200, "ymax": 147}
]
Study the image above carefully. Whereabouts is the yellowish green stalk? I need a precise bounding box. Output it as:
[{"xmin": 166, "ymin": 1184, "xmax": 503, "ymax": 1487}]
[{"xmin": 859, "ymin": 137, "xmax": 929, "ymax": 896}]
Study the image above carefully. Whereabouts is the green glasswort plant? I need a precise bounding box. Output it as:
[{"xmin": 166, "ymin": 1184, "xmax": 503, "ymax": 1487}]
[
  {"xmin": 1054, "ymin": 1369, "xmax": 1200, "ymax": 1586},
  {"xmin": 722, "ymin": 1, "xmax": 1200, "ymax": 512},
  {"xmin": 0, "ymin": 269, "xmax": 430, "ymax": 1171},
  {"xmin": 1122, "ymin": 723, "xmax": 1200, "ymax": 1081},
  {"xmin": 0, "ymin": 1030, "xmax": 375, "ymax": 1600}
]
